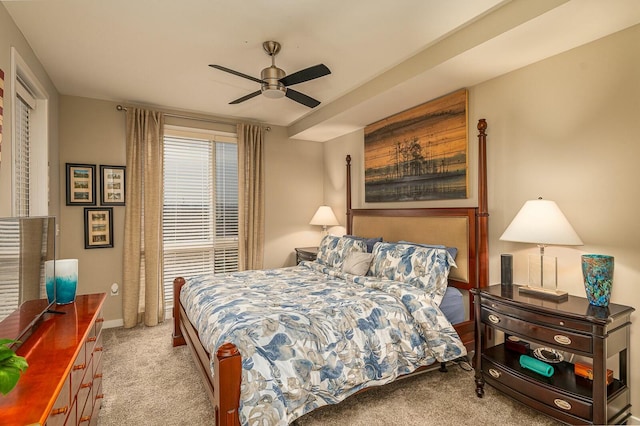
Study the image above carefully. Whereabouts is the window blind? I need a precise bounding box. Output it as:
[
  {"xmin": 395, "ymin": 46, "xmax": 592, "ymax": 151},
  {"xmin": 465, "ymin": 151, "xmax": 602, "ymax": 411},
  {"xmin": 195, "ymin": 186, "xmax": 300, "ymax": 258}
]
[
  {"xmin": 0, "ymin": 221, "xmax": 20, "ymax": 320},
  {"xmin": 162, "ymin": 132, "xmax": 238, "ymax": 309},
  {"xmin": 14, "ymin": 82, "xmax": 34, "ymax": 217}
]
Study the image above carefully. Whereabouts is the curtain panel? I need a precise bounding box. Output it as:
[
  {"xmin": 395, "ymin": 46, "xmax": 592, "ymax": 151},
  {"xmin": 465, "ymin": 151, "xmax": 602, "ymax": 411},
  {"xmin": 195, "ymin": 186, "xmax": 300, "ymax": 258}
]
[
  {"xmin": 123, "ymin": 107, "xmax": 165, "ymax": 328},
  {"xmin": 237, "ymin": 123, "xmax": 265, "ymax": 270}
]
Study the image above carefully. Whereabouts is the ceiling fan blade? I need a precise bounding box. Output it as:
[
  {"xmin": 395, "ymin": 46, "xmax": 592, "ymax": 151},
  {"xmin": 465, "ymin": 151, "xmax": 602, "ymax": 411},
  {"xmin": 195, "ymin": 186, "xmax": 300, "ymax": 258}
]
[
  {"xmin": 209, "ymin": 64, "xmax": 263, "ymax": 84},
  {"xmin": 280, "ymin": 64, "xmax": 331, "ymax": 86},
  {"xmin": 285, "ymin": 89, "xmax": 321, "ymax": 108},
  {"xmin": 229, "ymin": 90, "xmax": 261, "ymax": 104}
]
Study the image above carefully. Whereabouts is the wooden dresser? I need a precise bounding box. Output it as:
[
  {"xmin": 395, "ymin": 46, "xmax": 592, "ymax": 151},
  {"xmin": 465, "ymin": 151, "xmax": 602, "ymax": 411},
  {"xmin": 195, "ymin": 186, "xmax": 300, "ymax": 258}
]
[{"xmin": 0, "ymin": 293, "xmax": 106, "ymax": 426}]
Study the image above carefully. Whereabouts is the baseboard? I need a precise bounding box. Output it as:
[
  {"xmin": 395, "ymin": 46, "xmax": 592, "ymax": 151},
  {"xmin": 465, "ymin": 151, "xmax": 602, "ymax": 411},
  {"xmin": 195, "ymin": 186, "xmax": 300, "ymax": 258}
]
[
  {"xmin": 629, "ymin": 414, "xmax": 639, "ymax": 425},
  {"xmin": 103, "ymin": 319, "xmax": 123, "ymax": 329},
  {"xmin": 103, "ymin": 308, "xmax": 174, "ymax": 329}
]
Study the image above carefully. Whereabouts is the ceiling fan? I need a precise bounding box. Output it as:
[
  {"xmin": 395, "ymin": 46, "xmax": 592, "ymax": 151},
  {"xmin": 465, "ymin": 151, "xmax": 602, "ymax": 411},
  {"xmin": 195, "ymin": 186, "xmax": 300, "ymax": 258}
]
[{"xmin": 210, "ymin": 41, "xmax": 331, "ymax": 108}]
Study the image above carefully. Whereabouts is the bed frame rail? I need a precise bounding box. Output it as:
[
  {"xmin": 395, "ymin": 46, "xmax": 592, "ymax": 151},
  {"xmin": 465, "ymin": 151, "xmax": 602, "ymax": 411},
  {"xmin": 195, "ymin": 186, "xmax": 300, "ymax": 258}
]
[{"xmin": 173, "ymin": 278, "xmax": 241, "ymax": 426}]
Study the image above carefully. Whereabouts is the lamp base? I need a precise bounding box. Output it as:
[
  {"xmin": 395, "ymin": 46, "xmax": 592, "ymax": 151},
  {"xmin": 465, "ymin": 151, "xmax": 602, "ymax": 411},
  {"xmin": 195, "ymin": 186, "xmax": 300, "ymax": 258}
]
[{"xmin": 518, "ymin": 285, "xmax": 568, "ymax": 302}]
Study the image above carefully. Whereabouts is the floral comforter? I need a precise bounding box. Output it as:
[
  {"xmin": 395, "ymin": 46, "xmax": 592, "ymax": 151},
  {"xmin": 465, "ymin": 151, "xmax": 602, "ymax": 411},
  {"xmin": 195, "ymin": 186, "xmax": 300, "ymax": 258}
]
[{"xmin": 180, "ymin": 261, "xmax": 466, "ymax": 425}]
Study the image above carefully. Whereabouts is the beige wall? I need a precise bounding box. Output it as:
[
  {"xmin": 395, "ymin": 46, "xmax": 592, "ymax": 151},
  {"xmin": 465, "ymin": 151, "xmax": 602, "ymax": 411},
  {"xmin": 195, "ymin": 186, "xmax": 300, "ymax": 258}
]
[
  {"xmin": 58, "ymin": 96, "xmax": 325, "ymax": 323},
  {"xmin": 58, "ymin": 96, "xmax": 125, "ymax": 323},
  {"xmin": 325, "ymin": 23, "xmax": 640, "ymax": 417},
  {"xmin": 263, "ymin": 125, "xmax": 324, "ymax": 268}
]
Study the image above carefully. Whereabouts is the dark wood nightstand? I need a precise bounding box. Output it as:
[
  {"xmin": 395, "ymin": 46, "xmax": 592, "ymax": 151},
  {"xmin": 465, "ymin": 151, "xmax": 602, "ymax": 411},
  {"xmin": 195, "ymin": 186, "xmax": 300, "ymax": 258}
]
[
  {"xmin": 295, "ymin": 247, "xmax": 318, "ymax": 264},
  {"xmin": 473, "ymin": 284, "xmax": 634, "ymax": 425}
]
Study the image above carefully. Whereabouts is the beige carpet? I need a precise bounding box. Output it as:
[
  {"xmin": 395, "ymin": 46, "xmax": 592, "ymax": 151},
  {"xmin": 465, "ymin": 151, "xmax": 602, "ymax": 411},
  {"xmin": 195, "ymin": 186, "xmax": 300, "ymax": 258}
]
[{"xmin": 98, "ymin": 321, "xmax": 561, "ymax": 426}]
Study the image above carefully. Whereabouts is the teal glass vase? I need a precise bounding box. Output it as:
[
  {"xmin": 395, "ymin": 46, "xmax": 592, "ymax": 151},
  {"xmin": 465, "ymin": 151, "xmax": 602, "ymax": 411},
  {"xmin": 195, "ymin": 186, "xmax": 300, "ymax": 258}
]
[{"xmin": 581, "ymin": 254, "xmax": 614, "ymax": 307}]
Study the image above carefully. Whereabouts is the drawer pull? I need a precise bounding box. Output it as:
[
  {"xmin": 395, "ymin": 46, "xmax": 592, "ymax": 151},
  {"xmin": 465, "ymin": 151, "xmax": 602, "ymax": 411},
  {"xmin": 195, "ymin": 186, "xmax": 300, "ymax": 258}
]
[
  {"xmin": 73, "ymin": 363, "xmax": 86, "ymax": 371},
  {"xmin": 94, "ymin": 373, "xmax": 103, "ymax": 379},
  {"xmin": 79, "ymin": 415, "xmax": 92, "ymax": 423},
  {"xmin": 96, "ymin": 318, "xmax": 105, "ymax": 323},
  {"xmin": 554, "ymin": 335, "xmax": 572, "ymax": 345},
  {"xmin": 488, "ymin": 368, "xmax": 502, "ymax": 378},
  {"xmin": 95, "ymin": 346, "xmax": 104, "ymax": 352},
  {"xmin": 51, "ymin": 406, "xmax": 68, "ymax": 416},
  {"xmin": 87, "ymin": 336, "xmax": 97, "ymax": 342},
  {"xmin": 96, "ymin": 393, "xmax": 105, "ymax": 399},
  {"xmin": 488, "ymin": 314, "xmax": 500, "ymax": 324},
  {"xmin": 554, "ymin": 399, "xmax": 572, "ymax": 411},
  {"xmin": 81, "ymin": 381, "xmax": 93, "ymax": 389}
]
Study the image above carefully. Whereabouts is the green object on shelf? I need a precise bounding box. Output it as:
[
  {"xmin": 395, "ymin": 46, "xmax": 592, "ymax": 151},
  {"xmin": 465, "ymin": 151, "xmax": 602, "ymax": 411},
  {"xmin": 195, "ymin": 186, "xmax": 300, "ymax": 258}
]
[{"xmin": 520, "ymin": 354, "xmax": 554, "ymax": 377}]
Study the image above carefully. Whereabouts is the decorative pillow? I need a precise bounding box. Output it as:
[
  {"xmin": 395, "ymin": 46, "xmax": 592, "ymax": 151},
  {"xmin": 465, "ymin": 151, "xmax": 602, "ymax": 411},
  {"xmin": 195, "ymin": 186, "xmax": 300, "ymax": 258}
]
[
  {"xmin": 398, "ymin": 240, "xmax": 458, "ymax": 260},
  {"xmin": 343, "ymin": 235, "xmax": 383, "ymax": 253},
  {"xmin": 341, "ymin": 252, "xmax": 374, "ymax": 276},
  {"xmin": 369, "ymin": 242, "xmax": 456, "ymax": 303},
  {"xmin": 316, "ymin": 235, "xmax": 367, "ymax": 269}
]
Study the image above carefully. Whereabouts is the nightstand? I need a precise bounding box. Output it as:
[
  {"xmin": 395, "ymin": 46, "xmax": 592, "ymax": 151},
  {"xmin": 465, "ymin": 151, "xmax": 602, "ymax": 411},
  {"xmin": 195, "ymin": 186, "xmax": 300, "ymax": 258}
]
[
  {"xmin": 295, "ymin": 247, "xmax": 318, "ymax": 264},
  {"xmin": 473, "ymin": 284, "xmax": 634, "ymax": 425}
]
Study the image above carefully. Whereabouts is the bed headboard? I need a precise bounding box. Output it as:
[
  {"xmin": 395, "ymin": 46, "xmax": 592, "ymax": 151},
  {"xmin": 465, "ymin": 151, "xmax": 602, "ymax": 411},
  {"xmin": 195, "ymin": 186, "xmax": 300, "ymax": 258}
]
[
  {"xmin": 345, "ymin": 119, "xmax": 489, "ymax": 349},
  {"xmin": 350, "ymin": 208, "xmax": 476, "ymax": 288}
]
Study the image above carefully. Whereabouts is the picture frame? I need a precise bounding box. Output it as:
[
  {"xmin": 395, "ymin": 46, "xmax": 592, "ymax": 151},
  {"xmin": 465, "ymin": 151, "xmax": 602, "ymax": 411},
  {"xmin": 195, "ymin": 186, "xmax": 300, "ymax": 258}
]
[
  {"xmin": 66, "ymin": 163, "xmax": 96, "ymax": 205},
  {"xmin": 100, "ymin": 165, "xmax": 126, "ymax": 206},
  {"xmin": 364, "ymin": 88, "xmax": 469, "ymax": 202},
  {"xmin": 84, "ymin": 207, "xmax": 113, "ymax": 249}
]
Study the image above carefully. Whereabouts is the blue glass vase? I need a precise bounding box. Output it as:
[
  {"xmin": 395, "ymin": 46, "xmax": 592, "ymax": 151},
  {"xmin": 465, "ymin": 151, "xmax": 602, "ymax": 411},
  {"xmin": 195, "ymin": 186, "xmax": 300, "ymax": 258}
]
[{"xmin": 581, "ymin": 254, "xmax": 614, "ymax": 307}]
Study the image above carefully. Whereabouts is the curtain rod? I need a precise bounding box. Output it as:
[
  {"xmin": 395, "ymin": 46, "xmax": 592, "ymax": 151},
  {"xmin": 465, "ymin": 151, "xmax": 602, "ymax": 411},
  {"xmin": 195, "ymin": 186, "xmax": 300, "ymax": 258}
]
[{"xmin": 116, "ymin": 105, "xmax": 271, "ymax": 131}]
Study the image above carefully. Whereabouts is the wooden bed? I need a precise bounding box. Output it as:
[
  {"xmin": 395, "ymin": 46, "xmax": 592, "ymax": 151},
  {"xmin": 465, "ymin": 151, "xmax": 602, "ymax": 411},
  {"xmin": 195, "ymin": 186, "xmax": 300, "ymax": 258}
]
[{"xmin": 172, "ymin": 118, "xmax": 489, "ymax": 426}]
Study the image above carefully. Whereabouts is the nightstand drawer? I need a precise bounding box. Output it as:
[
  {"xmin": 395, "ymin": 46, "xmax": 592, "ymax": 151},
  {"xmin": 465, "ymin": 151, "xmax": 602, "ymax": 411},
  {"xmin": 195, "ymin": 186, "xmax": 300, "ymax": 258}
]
[
  {"xmin": 481, "ymin": 307, "xmax": 592, "ymax": 353},
  {"xmin": 484, "ymin": 299, "xmax": 592, "ymax": 333},
  {"xmin": 483, "ymin": 357, "xmax": 592, "ymax": 420}
]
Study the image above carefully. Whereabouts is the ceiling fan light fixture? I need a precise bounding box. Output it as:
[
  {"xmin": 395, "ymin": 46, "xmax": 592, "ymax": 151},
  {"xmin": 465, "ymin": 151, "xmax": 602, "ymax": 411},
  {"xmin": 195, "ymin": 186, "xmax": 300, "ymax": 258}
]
[
  {"xmin": 261, "ymin": 84, "xmax": 287, "ymax": 99},
  {"xmin": 261, "ymin": 64, "xmax": 287, "ymax": 99}
]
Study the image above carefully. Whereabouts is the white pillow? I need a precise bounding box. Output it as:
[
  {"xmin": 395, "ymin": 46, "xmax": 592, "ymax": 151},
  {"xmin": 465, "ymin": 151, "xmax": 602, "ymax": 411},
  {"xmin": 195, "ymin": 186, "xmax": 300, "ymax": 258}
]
[{"xmin": 341, "ymin": 252, "xmax": 374, "ymax": 276}]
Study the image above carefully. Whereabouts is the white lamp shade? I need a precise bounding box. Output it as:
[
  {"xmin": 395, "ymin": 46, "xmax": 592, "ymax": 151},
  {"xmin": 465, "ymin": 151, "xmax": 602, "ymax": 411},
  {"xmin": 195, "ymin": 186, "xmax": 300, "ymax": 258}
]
[
  {"xmin": 500, "ymin": 199, "xmax": 583, "ymax": 246},
  {"xmin": 309, "ymin": 205, "xmax": 339, "ymax": 226}
]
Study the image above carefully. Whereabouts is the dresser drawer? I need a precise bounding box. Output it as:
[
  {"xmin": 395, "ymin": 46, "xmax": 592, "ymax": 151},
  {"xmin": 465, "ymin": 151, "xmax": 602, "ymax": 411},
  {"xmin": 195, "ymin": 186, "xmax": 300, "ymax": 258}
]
[
  {"xmin": 71, "ymin": 342, "xmax": 89, "ymax": 398},
  {"xmin": 481, "ymin": 307, "xmax": 592, "ymax": 353},
  {"xmin": 46, "ymin": 374, "xmax": 71, "ymax": 426},
  {"xmin": 483, "ymin": 357, "xmax": 592, "ymax": 420}
]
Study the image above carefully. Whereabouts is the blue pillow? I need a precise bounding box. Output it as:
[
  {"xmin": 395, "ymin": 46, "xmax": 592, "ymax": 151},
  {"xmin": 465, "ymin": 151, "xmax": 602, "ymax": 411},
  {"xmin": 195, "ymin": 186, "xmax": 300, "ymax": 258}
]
[
  {"xmin": 343, "ymin": 235, "xmax": 383, "ymax": 253},
  {"xmin": 397, "ymin": 240, "xmax": 458, "ymax": 260}
]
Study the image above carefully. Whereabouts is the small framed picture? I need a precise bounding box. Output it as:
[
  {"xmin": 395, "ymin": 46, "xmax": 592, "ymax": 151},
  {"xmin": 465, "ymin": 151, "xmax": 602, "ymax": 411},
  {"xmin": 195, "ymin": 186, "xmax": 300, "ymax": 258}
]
[
  {"xmin": 84, "ymin": 207, "xmax": 113, "ymax": 249},
  {"xmin": 66, "ymin": 163, "xmax": 96, "ymax": 205},
  {"xmin": 100, "ymin": 165, "xmax": 126, "ymax": 206}
]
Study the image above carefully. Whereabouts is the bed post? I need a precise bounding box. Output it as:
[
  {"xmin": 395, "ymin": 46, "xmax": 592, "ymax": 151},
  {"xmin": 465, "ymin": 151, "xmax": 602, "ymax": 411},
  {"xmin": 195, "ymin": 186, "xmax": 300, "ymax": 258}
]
[
  {"xmin": 474, "ymin": 119, "xmax": 489, "ymax": 396},
  {"xmin": 172, "ymin": 277, "xmax": 186, "ymax": 346},
  {"xmin": 476, "ymin": 119, "xmax": 489, "ymax": 290},
  {"xmin": 215, "ymin": 344, "xmax": 242, "ymax": 426},
  {"xmin": 346, "ymin": 154, "xmax": 353, "ymax": 235}
]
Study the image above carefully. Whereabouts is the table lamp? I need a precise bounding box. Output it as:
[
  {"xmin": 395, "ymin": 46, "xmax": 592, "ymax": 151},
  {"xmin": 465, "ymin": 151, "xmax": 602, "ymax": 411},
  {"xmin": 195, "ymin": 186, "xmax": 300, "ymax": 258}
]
[
  {"xmin": 309, "ymin": 205, "xmax": 339, "ymax": 235},
  {"xmin": 500, "ymin": 198, "xmax": 582, "ymax": 300}
]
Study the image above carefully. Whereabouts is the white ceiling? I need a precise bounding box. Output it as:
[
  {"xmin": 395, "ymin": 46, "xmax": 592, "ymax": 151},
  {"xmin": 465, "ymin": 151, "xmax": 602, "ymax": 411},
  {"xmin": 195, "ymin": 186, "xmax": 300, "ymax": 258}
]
[{"xmin": 3, "ymin": 0, "xmax": 640, "ymax": 141}]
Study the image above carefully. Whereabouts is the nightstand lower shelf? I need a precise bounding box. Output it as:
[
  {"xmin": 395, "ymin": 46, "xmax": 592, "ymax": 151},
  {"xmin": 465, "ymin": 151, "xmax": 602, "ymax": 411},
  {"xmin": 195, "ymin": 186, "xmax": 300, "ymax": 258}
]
[{"xmin": 482, "ymin": 344, "xmax": 629, "ymax": 423}]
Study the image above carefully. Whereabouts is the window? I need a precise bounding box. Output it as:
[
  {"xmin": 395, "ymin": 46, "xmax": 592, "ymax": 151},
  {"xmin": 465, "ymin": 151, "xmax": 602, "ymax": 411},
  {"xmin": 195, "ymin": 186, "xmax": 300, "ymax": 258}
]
[
  {"xmin": 162, "ymin": 127, "xmax": 238, "ymax": 309},
  {"xmin": 14, "ymin": 78, "xmax": 34, "ymax": 216},
  {"xmin": 11, "ymin": 47, "xmax": 49, "ymax": 217}
]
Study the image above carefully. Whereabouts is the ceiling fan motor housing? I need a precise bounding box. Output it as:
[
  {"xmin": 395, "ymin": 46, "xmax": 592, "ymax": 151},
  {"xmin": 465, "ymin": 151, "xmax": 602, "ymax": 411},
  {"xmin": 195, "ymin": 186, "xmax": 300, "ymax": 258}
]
[{"xmin": 261, "ymin": 65, "xmax": 286, "ymax": 98}]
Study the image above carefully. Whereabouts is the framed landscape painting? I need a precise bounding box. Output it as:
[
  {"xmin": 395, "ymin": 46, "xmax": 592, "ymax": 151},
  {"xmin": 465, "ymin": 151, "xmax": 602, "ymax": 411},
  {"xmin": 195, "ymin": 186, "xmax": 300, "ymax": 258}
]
[{"xmin": 364, "ymin": 89, "xmax": 468, "ymax": 202}]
